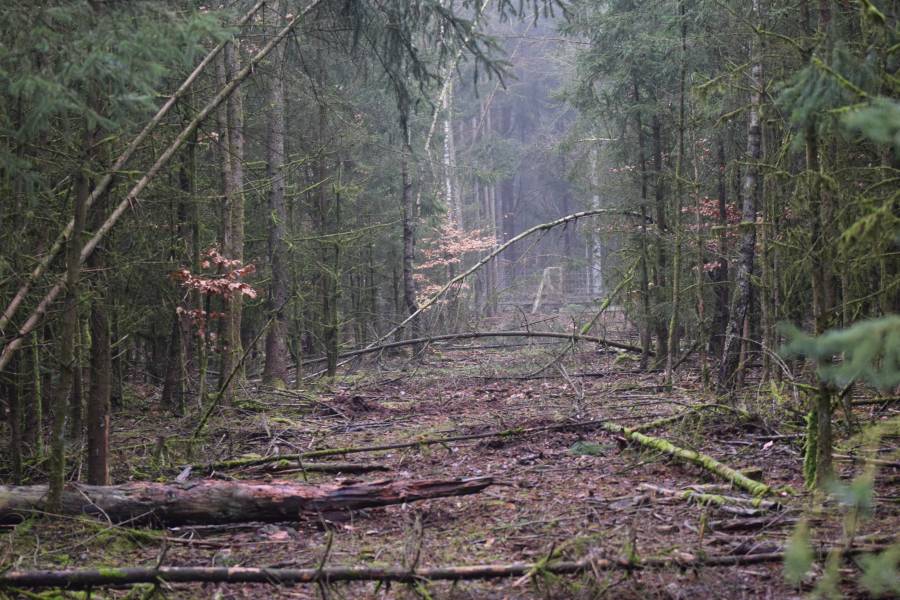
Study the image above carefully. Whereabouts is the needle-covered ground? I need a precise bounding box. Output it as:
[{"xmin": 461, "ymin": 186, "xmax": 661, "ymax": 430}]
[{"xmin": 2, "ymin": 336, "xmax": 898, "ymax": 599}]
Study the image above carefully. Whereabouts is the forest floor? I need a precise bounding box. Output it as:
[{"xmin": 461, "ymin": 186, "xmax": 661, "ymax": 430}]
[{"xmin": 3, "ymin": 319, "xmax": 899, "ymax": 599}]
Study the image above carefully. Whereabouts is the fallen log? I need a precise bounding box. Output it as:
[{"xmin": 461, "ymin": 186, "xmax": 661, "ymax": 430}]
[
  {"xmin": 302, "ymin": 330, "xmax": 646, "ymax": 368},
  {"xmin": 638, "ymin": 483, "xmax": 782, "ymax": 512},
  {"xmin": 600, "ymin": 422, "xmax": 772, "ymax": 496},
  {"xmin": 200, "ymin": 419, "xmax": 609, "ymax": 471},
  {"xmin": 1, "ymin": 544, "xmax": 890, "ymax": 589},
  {"xmin": 0, "ymin": 477, "xmax": 491, "ymax": 526},
  {"xmin": 249, "ymin": 461, "xmax": 390, "ymax": 474}
]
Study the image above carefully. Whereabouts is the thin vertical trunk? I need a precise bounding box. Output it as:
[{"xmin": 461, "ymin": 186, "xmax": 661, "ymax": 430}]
[
  {"xmin": 401, "ymin": 125, "xmax": 418, "ymax": 332},
  {"xmin": 86, "ymin": 152, "xmax": 111, "ymax": 485},
  {"xmin": 87, "ymin": 291, "xmax": 111, "ymax": 485},
  {"xmin": 709, "ymin": 138, "xmax": 730, "ymax": 358},
  {"xmin": 68, "ymin": 318, "xmax": 84, "ymax": 440},
  {"xmin": 161, "ymin": 319, "xmax": 184, "ymax": 411},
  {"xmin": 221, "ymin": 40, "xmax": 246, "ymax": 400},
  {"xmin": 651, "ymin": 115, "xmax": 668, "ymax": 367},
  {"xmin": 27, "ymin": 330, "xmax": 43, "ymax": 457},
  {"xmin": 633, "ymin": 81, "xmax": 653, "ymax": 371},
  {"xmin": 6, "ymin": 354, "xmax": 22, "ymax": 484},
  {"xmin": 805, "ymin": 0, "xmax": 835, "ymax": 488},
  {"xmin": 263, "ymin": 5, "xmax": 290, "ymax": 387},
  {"xmin": 49, "ymin": 158, "xmax": 89, "ymax": 509},
  {"xmin": 718, "ymin": 3, "xmax": 763, "ymax": 396},
  {"xmin": 666, "ymin": 0, "xmax": 688, "ymax": 382}
]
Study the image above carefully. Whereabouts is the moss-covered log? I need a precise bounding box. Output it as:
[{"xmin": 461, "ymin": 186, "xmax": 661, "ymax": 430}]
[
  {"xmin": 601, "ymin": 422, "xmax": 771, "ymax": 496},
  {"xmin": 638, "ymin": 483, "xmax": 782, "ymax": 511},
  {"xmin": 0, "ymin": 477, "xmax": 491, "ymax": 526}
]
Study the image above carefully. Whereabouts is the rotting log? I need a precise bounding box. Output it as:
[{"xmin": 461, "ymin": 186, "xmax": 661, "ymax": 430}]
[
  {"xmin": 601, "ymin": 422, "xmax": 772, "ymax": 496},
  {"xmin": 0, "ymin": 477, "xmax": 491, "ymax": 526},
  {"xmin": 1, "ymin": 545, "xmax": 890, "ymax": 589}
]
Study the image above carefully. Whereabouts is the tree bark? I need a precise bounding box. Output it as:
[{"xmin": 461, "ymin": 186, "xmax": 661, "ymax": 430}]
[
  {"xmin": 220, "ymin": 40, "xmax": 246, "ymax": 400},
  {"xmin": 665, "ymin": 0, "xmax": 688, "ymax": 382},
  {"xmin": 633, "ymin": 80, "xmax": 653, "ymax": 371},
  {"xmin": 262, "ymin": 2, "xmax": 290, "ymax": 387},
  {"xmin": 718, "ymin": 11, "xmax": 762, "ymax": 396},
  {"xmin": 401, "ymin": 126, "xmax": 419, "ymax": 335},
  {"xmin": 651, "ymin": 115, "xmax": 669, "ymax": 366},
  {"xmin": 86, "ymin": 182, "xmax": 111, "ymax": 485},
  {"xmin": 0, "ymin": 477, "xmax": 493, "ymax": 526},
  {"xmin": 709, "ymin": 137, "xmax": 730, "ymax": 358},
  {"xmin": 86, "ymin": 298, "xmax": 111, "ymax": 485},
  {"xmin": 48, "ymin": 164, "xmax": 89, "ymax": 509}
]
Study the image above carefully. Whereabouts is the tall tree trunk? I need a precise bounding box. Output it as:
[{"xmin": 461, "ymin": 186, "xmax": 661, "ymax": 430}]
[
  {"xmin": 401, "ymin": 124, "xmax": 418, "ymax": 335},
  {"xmin": 87, "ymin": 294, "xmax": 110, "ymax": 485},
  {"xmin": 665, "ymin": 0, "xmax": 688, "ymax": 382},
  {"xmin": 221, "ymin": 40, "xmax": 246, "ymax": 401},
  {"xmin": 718, "ymin": 3, "xmax": 763, "ymax": 396},
  {"xmin": 651, "ymin": 115, "xmax": 669, "ymax": 367},
  {"xmin": 26, "ymin": 330, "xmax": 44, "ymax": 458},
  {"xmin": 263, "ymin": 4, "xmax": 290, "ymax": 387},
  {"xmin": 709, "ymin": 138, "xmax": 730, "ymax": 358},
  {"xmin": 49, "ymin": 159, "xmax": 89, "ymax": 509},
  {"xmin": 805, "ymin": 0, "xmax": 835, "ymax": 489},
  {"xmin": 4, "ymin": 354, "xmax": 22, "ymax": 484},
  {"xmin": 86, "ymin": 158, "xmax": 111, "ymax": 485},
  {"xmin": 633, "ymin": 79, "xmax": 653, "ymax": 370}
]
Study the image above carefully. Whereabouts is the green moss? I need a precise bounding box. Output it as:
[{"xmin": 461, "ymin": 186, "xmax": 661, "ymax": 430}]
[{"xmin": 97, "ymin": 566, "xmax": 128, "ymax": 579}]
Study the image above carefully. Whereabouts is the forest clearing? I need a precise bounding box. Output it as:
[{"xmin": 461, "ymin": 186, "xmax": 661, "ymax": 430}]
[{"xmin": 0, "ymin": 0, "xmax": 898, "ymax": 598}]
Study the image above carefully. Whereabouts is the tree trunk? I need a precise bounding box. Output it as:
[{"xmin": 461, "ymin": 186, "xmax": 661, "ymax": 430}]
[
  {"xmin": 0, "ymin": 477, "xmax": 493, "ymax": 526},
  {"xmin": 220, "ymin": 40, "xmax": 246, "ymax": 401},
  {"xmin": 48, "ymin": 162, "xmax": 89, "ymax": 510},
  {"xmin": 86, "ymin": 164, "xmax": 111, "ymax": 485},
  {"xmin": 87, "ymin": 297, "xmax": 111, "ymax": 485},
  {"xmin": 709, "ymin": 137, "xmax": 730, "ymax": 358},
  {"xmin": 665, "ymin": 0, "xmax": 688, "ymax": 382},
  {"xmin": 651, "ymin": 115, "xmax": 669, "ymax": 367},
  {"xmin": 262, "ymin": 4, "xmax": 290, "ymax": 388},
  {"xmin": 632, "ymin": 83, "xmax": 653, "ymax": 371},
  {"xmin": 401, "ymin": 126, "xmax": 418, "ymax": 335},
  {"xmin": 718, "ymin": 9, "xmax": 762, "ymax": 396},
  {"xmin": 4, "ymin": 354, "xmax": 22, "ymax": 484},
  {"xmin": 26, "ymin": 330, "xmax": 44, "ymax": 458}
]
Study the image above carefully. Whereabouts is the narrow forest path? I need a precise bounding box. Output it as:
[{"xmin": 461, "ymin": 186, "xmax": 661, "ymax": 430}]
[{"xmin": 3, "ymin": 342, "xmax": 897, "ymax": 598}]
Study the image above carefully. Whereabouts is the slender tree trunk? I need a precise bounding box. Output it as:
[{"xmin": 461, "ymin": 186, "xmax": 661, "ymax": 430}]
[
  {"xmin": 49, "ymin": 161, "xmax": 89, "ymax": 509},
  {"xmin": 401, "ymin": 124, "xmax": 418, "ymax": 335},
  {"xmin": 221, "ymin": 40, "xmax": 246, "ymax": 401},
  {"xmin": 665, "ymin": 0, "xmax": 688, "ymax": 382},
  {"xmin": 5, "ymin": 354, "xmax": 22, "ymax": 484},
  {"xmin": 718, "ymin": 2, "xmax": 762, "ymax": 397},
  {"xmin": 805, "ymin": 0, "xmax": 835, "ymax": 489},
  {"xmin": 86, "ymin": 157, "xmax": 111, "ymax": 485},
  {"xmin": 263, "ymin": 4, "xmax": 290, "ymax": 387},
  {"xmin": 709, "ymin": 138, "xmax": 730, "ymax": 358},
  {"xmin": 633, "ymin": 80, "xmax": 653, "ymax": 370},
  {"xmin": 87, "ymin": 294, "xmax": 110, "ymax": 485},
  {"xmin": 160, "ymin": 319, "xmax": 183, "ymax": 411},
  {"xmin": 68, "ymin": 319, "xmax": 84, "ymax": 441},
  {"xmin": 27, "ymin": 330, "xmax": 43, "ymax": 458},
  {"xmin": 651, "ymin": 115, "xmax": 668, "ymax": 367}
]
